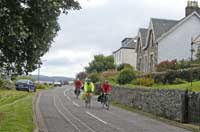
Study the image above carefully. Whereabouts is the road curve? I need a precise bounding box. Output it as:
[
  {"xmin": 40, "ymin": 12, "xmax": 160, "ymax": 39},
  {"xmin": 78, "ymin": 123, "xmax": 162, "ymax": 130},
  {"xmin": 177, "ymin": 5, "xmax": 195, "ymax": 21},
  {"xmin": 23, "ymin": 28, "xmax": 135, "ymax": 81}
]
[{"xmin": 36, "ymin": 85, "xmax": 191, "ymax": 132}]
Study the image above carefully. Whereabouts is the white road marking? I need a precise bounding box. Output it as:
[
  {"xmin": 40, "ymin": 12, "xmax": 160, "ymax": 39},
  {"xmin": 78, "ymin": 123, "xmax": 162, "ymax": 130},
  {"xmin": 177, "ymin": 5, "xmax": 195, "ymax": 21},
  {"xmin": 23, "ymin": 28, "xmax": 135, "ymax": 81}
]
[
  {"xmin": 57, "ymin": 96, "xmax": 96, "ymax": 132},
  {"xmin": 73, "ymin": 101, "xmax": 80, "ymax": 107},
  {"xmin": 64, "ymin": 88, "xmax": 71, "ymax": 100},
  {"xmin": 64, "ymin": 89, "xmax": 68, "ymax": 96},
  {"xmin": 53, "ymin": 96, "xmax": 81, "ymax": 132},
  {"xmin": 67, "ymin": 96, "xmax": 71, "ymax": 101},
  {"xmin": 86, "ymin": 111, "xmax": 108, "ymax": 125}
]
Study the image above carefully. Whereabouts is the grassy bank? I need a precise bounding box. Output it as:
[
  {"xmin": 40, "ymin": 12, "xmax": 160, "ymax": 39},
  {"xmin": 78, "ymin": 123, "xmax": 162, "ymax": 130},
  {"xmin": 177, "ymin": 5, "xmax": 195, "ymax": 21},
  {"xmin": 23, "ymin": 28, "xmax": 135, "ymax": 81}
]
[
  {"xmin": 111, "ymin": 81, "xmax": 200, "ymax": 92},
  {"xmin": 0, "ymin": 90, "xmax": 34, "ymax": 132}
]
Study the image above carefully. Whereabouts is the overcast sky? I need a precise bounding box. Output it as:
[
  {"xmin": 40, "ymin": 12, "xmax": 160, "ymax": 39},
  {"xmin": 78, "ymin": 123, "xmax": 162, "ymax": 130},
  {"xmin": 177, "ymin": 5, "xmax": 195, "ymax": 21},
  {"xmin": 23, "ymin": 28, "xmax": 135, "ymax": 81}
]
[{"xmin": 31, "ymin": 0, "xmax": 198, "ymax": 78}]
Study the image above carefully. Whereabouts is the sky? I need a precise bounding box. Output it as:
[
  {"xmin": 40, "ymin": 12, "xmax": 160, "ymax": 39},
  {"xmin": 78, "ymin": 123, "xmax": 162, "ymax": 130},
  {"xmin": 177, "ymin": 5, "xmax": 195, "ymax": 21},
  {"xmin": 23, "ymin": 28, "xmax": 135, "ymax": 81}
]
[{"xmin": 31, "ymin": 0, "xmax": 198, "ymax": 78}]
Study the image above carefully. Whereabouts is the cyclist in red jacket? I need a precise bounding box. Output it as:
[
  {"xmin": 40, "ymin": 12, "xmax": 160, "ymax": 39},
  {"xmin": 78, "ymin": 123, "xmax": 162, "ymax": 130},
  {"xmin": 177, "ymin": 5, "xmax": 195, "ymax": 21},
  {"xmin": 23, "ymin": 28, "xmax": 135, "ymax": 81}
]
[
  {"xmin": 101, "ymin": 80, "xmax": 110, "ymax": 94},
  {"xmin": 74, "ymin": 79, "xmax": 82, "ymax": 98},
  {"xmin": 100, "ymin": 80, "xmax": 111, "ymax": 109}
]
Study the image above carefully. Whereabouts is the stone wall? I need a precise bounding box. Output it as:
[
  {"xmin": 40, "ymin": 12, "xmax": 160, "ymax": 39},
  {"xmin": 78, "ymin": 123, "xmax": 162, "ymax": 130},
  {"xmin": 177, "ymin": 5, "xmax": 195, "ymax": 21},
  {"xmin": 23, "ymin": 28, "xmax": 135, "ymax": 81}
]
[
  {"xmin": 188, "ymin": 92, "xmax": 200, "ymax": 124},
  {"xmin": 110, "ymin": 86, "xmax": 186, "ymax": 122},
  {"xmin": 94, "ymin": 84, "xmax": 200, "ymax": 124}
]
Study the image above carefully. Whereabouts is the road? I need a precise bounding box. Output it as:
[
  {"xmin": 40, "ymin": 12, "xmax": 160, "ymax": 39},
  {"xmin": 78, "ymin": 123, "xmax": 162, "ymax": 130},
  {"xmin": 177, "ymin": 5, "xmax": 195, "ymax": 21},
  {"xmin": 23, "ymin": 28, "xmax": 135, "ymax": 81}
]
[{"xmin": 36, "ymin": 85, "xmax": 191, "ymax": 132}]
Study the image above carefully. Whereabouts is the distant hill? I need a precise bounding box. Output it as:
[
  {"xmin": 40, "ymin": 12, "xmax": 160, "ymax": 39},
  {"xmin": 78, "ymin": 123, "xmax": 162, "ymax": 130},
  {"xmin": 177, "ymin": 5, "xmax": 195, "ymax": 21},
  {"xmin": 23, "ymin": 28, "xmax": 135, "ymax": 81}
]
[{"xmin": 31, "ymin": 75, "xmax": 74, "ymax": 82}]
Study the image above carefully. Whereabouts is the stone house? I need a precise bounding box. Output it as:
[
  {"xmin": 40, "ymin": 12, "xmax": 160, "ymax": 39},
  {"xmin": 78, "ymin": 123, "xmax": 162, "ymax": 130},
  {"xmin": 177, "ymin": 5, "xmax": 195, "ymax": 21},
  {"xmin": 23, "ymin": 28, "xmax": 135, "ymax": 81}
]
[
  {"xmin": 113, "ymin": 37, "xmax": 137, "ymax": 68},
  {"xmin": 136, "ymin": 1, "xmax": 200, "ymax": 73}
]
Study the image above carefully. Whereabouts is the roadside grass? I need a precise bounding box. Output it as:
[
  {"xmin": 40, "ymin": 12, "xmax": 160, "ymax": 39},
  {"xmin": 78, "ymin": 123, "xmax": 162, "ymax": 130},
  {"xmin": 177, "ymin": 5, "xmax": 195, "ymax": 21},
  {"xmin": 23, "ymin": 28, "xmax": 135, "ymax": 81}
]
[
  {"xmin": 112, "ymin": 102, "xmax": 200, "ymax": 132},
  {"xmin": 0, "ymin": 89, "xmax": 34, "ymax": 132}
]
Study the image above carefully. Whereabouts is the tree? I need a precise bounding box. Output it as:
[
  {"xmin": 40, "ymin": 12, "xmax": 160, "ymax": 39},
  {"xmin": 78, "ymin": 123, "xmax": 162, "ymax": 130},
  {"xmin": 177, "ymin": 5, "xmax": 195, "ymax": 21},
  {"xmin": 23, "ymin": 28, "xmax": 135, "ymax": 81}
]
[
  {"xmin": 88, "ymin": 73, "xmax": 100, "ymax": 83},
  {"xmin": 0, "ymin": 0, "xmax": 80, "ymax": 75},
  {"xmin": 85, "ymin": 55, "xmax": 116, "ymax": 73}
]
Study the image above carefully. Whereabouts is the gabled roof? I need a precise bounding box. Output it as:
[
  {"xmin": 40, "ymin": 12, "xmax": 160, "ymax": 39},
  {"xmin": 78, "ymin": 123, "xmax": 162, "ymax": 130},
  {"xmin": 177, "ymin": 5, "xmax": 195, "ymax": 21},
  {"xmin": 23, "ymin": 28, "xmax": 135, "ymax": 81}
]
[
  {"xmin": 193, "ymin": 34, "xmax": 200, "ymax": 43},
  {"xmin": 157, "ymin": 11, "xmax": 200, "ymax": 42},
  {"xmin": 151, "ymin": 18, "xmax": 179, "ymax": 40},
  {"xmin": 139, "ymin": 28, "xmax": 148, "ymax": 47}
]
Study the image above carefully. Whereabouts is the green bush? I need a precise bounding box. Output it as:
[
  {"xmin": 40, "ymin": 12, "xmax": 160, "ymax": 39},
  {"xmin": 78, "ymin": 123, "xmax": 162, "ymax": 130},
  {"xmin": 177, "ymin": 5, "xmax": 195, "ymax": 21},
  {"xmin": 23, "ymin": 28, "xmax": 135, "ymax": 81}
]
[
  {"xmin": 133, "ymin": 78, "xmax": 154, "ymax": 87},
  {"xmin": 117, "ymin": 68, "xmax": 136, "ymax": 85},
  {"xmin": 0, "ymin": 79, "xmax": 15, "ymax": 90},
  {"xmin": 100, "ymin": 70, "xmax": 118, "ymax": 83},
  {"xmin": 35, "ymin": 84, "xmax": 47, "ymax": 89},
  {"xmin": 173, "ymin": 78, "xmax": 187, "ymax": 84},
  {"xmin": 117, "ymin": 63, "xmax": 134, "ymax": 71},
  {"xmin": 88, "ymin": 73, "xmax": 100, "ymax": 83}
]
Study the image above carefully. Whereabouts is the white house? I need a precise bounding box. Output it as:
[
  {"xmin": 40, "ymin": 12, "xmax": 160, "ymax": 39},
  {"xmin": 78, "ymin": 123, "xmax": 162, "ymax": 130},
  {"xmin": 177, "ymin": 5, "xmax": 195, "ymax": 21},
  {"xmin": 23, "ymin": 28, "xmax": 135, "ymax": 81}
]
[
  {"xmin": 136, "ymin": 1, "xmax": 200, "ymax": 73},
  {"xmin": 113, "ymin": 37, "xmax": 137, "ymax": 68}
]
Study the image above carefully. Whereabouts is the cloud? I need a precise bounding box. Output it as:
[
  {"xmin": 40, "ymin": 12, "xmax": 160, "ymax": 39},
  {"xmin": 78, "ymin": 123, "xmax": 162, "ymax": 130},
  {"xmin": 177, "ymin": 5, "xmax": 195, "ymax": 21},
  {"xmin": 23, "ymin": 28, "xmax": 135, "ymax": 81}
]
[{"xmin": 78, "ymin": 0, "xmax": 110, "ymax": 8}]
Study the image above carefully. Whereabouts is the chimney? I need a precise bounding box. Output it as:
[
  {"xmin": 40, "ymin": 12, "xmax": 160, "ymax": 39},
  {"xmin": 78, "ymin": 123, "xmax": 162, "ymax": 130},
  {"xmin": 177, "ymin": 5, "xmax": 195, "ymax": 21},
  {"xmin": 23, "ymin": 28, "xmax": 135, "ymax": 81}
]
[{"xmin": 186, "ymin": 1, "xmax": 200, "ymax": 16}]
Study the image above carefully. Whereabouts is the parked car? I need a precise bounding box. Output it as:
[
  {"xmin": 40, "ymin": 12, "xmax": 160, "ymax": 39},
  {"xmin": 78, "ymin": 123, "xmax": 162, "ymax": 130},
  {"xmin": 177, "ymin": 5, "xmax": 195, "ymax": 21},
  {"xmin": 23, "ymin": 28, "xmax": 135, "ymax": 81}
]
[
  {"xmin": 54, "ymin": 81, "xmax": 62, "ymax": 87},
  {"xmin": 16, "ymin": 79, "xmax": 36, "ymax": 92}
]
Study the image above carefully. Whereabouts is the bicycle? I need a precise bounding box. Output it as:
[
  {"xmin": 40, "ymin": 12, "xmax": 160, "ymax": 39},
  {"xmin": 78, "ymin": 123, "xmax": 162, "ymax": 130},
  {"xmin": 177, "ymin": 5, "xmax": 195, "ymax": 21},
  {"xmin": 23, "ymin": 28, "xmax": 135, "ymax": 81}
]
[
  {"xmin": 101, "ymin": 93, "xmax": 110, "ymax": 110},
  {"xmin": 74, "ymin": 88, "xmax": 81, "ymax": 99},
  {"xmin": 85, "ymin": 92, "xmax": 92, "ymax": 108}
]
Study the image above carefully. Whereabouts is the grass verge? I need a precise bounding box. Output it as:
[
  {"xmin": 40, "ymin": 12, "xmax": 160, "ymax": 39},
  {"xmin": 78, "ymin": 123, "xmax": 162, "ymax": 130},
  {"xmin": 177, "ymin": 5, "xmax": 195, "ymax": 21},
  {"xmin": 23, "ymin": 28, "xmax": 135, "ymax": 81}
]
[
  {"xmin": 112, "ymin": 102, "xmax": 200, "ymax": 132},
  {"xmin": 0, "ymin": 90, "xmax": 35, "ymax": 132}
]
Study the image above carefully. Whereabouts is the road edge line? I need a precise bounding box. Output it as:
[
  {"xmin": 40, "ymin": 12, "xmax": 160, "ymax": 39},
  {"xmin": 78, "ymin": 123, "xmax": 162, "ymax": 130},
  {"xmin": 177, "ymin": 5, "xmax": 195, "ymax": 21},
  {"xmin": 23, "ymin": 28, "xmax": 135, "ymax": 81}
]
[{"xmin": 33, "ymin": 91, "xmax": 48, "ymax": 132}]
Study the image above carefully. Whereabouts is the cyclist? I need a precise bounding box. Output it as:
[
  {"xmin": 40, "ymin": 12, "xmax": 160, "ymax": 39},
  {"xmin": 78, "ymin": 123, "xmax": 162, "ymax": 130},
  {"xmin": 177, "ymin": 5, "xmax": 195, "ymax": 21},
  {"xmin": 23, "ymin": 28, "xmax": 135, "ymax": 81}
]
[
  {"xmin": 101, "ymin": 80, "xmax": 111, "ymax": 109},
  {"xmin": 101, "ymin": 80, "xmax": 110, "ymax": 94},
  {"xmin": 73, "ymin": 79, "xmax": 82, "ymax": 98},
  {"xmin": 84, "ymin": 79, "xmax": 94, "ymax": 107}
]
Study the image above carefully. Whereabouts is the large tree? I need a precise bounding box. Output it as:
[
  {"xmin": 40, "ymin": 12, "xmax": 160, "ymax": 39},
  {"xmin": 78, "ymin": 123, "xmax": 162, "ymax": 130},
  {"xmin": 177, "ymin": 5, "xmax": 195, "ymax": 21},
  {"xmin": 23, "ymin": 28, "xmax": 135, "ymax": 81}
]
[
  {"xmin": 0, "ymin": 0, "xmax": 80, "ymax": 75},
  {"xmin": 85, "ymin": 55, "xmax": 116, "ymax": 73}
]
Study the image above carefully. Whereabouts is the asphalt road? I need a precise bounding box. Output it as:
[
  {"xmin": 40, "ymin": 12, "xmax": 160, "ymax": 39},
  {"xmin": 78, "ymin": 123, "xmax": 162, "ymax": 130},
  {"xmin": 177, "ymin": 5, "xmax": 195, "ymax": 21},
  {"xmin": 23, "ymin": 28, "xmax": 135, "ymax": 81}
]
[{"xmin": 36, "ymin": 85, "xmax": 191, "ymax": 132}]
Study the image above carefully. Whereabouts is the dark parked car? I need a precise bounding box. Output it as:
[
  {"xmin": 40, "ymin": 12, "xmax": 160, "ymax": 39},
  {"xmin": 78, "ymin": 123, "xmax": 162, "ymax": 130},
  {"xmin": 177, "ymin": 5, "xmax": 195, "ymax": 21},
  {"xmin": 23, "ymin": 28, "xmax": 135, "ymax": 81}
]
[{"xmin": 16, "ymin": 79, "xmax": 36, "ymax": 92}]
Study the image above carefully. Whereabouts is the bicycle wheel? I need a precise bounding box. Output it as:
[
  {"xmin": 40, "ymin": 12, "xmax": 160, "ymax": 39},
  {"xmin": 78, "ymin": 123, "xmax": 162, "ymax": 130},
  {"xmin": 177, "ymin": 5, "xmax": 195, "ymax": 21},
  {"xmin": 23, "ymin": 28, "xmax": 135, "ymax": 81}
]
[
  {"xmin": 85, "ymin": 93, "xmax": 91, "ymax": 108},
  {"xmin": 105, "ymin": 94, "xmax": 110, "ymax": 110}
]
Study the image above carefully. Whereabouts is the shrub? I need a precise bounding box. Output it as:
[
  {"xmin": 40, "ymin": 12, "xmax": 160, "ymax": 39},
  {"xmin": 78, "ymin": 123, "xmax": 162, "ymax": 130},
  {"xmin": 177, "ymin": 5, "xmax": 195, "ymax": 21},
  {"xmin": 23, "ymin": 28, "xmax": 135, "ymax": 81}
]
[
  {"xmin": 117, "ymin": 63, "xmax": 134, "ymax": 71},
  {"xmin": 138, "ymin": 67, "xmax": 200, "ymax": 84},
  {"xmin": 100, "ymin": 70, "xmax": 118, "ymax": 82},
  {"xmin": 156, "ymin": 60, "xmax": 177, "ymax": 72},
  {"xmin": 35, "ymin": 84, "xmax": 47, "ymax": 89},
  {"xmin": 88, "ymin": 73, "xmax": 100, "ymax": 83},
  {"xmin": 133, "ymin": 78, "xmax": 154, "ymax": 87},
  {"xmin": 173, "ymin": 78, "xmax": 187, "ymax": 84},
  {"xmin": 0, "ymin": 79, "xmax": 15, "ymax": 90},
  {"xmin": 117, "ymin": 68, "xmax": 136, "ymax": 85}
]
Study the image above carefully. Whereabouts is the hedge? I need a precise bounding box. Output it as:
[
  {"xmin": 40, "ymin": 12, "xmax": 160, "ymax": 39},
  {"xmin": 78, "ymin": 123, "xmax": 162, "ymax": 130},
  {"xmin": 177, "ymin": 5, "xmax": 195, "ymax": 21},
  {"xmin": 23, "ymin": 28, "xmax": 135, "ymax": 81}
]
[{"xmin": 138, "ymin": 67, "xmax": 200, "ymax": 84}]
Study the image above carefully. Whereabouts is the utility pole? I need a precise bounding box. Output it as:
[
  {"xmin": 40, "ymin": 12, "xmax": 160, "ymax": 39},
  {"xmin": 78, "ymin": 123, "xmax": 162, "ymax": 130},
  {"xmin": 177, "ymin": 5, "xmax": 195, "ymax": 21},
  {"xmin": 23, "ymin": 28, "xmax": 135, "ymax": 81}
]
[{"xmin": 190, "ymin": 35, "xmax": 200, "ymax": 87}]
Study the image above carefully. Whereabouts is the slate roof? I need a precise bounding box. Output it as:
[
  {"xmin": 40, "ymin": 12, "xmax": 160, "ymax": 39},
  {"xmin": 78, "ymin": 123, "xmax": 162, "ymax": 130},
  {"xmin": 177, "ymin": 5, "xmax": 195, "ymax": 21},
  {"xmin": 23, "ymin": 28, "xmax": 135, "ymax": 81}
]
[
  {"xmin": 122, "ymin": 37, "xmax": 137, "ymax": 49},
  {"xmin": 151, "ymin": 18, "xmax": 179, "ymax": 40},
  {"xmin": 139, "ymin": 28, "xmax": 148, "ymax": 47}
]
